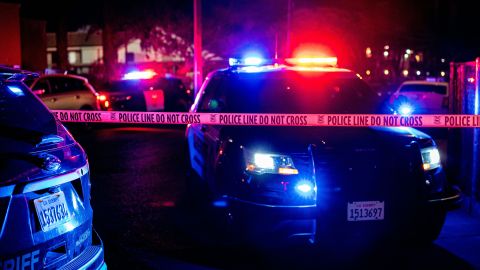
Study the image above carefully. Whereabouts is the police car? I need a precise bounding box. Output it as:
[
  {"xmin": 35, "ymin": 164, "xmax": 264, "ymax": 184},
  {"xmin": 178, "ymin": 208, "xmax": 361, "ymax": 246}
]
[
  {"xmin": 186, "ymin": 56, "xmax": 460, "ymax": 246},
  {"xmin": 100, "ymin": 70, "xmax": 192, "ymax": 112},
  {"xmin": 0, "ymin": 72, "xmax": 106, "ymax": 269}
]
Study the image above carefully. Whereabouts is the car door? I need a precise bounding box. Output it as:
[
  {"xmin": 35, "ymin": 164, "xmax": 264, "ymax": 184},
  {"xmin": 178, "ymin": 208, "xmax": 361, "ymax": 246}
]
[
  {"xmin": 41, "ymin": 77, "xmax": 72, "ymax": 110},
  {"xmin": 187, "ymin": 76, "xmax": 223, "ymax": 183}
]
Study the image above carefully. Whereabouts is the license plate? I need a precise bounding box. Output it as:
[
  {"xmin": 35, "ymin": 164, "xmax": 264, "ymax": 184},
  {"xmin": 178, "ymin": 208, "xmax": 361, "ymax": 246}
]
[
  {"xmin": 34, "ymin": 192, "xmax": 70, "ymax": 232},
  {"xmin": 347, "ymin": 201, "xmax": 384, "ymax": 221}
]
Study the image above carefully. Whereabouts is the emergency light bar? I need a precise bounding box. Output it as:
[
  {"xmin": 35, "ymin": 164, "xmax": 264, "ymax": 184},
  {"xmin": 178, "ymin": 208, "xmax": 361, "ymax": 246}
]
[
  {"xmin": 229, "ymin": 57, "xmax": 269, "ymax": 67},
  {"xmin": 229, "ymin": 56, "xmax": 338, "ymax": 68},
  {"xmin": 122, "ymin": 69, "xmax": 158, "ymax": 80},
  {"xmin": 285, "ymin": 57, "xmax": 338, "ymax": 67}
]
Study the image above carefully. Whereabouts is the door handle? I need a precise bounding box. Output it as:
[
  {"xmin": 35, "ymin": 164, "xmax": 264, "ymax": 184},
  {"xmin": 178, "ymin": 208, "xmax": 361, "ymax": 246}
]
[
  {"xmin": 74, "ymin": 95, "xmax": 80, "ymax": 99},
  {"xmin": 51, "ymin": 98, "xmax": 57, "ymax": 102}
]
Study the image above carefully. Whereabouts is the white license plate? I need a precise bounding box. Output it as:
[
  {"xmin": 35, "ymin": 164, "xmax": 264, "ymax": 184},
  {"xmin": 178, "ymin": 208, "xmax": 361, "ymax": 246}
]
[
  {"xmin": 34, "ymin": 192, "xmax": 70, "ymax": 232},
  {"xmin": 347, "ymin": 201, "xmax": 384, "ymax": 221}
]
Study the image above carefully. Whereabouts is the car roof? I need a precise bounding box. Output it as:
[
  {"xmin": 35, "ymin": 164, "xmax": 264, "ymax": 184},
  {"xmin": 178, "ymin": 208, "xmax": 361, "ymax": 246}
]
[
  {"xmin": 39, "ymin": 74, "xmax": 89, "ymax": 82},
  {"xmin": 399, "ymin": 80, "xmax": 448, "ymax": 87}
]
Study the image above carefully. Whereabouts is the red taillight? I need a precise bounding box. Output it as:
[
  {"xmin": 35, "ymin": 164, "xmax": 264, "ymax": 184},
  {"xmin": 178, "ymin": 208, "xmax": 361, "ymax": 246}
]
[{"xmin": 104, "ymin": 101, "xmax": 110, "ymax": 108}]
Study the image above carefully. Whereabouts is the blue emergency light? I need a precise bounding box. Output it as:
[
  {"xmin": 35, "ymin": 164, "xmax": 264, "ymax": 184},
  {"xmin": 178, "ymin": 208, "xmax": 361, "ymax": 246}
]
[{"xmin": 229, "ymin": 57, "xmax": 268, "ymax": 67}]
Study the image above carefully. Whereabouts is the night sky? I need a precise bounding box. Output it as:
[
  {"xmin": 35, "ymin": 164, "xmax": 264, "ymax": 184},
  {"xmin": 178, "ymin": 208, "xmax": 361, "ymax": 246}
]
[{"xmin": 8, "ymin": 0, "xmax": 480, "ymax": 60}]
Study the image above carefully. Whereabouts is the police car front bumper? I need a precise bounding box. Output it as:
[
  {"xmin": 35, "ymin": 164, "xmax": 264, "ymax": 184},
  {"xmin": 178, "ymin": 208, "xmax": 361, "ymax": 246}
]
[
  {"xmin": 428, "ymin": 185, "xmax": 462, "ymax": 208},
  {"xmin": 226, "ymin": 197, "xmax": 317, "ymax": 245}
]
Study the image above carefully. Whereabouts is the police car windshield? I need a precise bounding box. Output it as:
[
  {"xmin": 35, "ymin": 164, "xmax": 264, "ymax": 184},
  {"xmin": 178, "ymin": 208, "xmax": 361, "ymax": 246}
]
[
  {"xmin": 220, "ymin": 71, "xmax": 381, "ymax": 114},
  {"xmin": 106, "ymin": 80, "xmax": 148, "ymax": 92},
  {"xmin": 399, "ymin": 84, "xmax": 447, "ymax": 95}
]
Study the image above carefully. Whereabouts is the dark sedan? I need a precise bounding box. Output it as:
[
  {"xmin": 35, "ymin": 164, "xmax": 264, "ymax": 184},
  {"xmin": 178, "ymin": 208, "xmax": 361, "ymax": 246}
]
[{"xmin": 100, "ymin": 73, "xmax": 192, "ymax": 112}]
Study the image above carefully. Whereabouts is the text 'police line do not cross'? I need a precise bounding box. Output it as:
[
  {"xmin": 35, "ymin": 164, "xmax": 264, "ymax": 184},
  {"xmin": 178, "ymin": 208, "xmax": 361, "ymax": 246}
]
[{"xmin": 52, "ymin": 110, "xmax": 480, "ymax": 128}]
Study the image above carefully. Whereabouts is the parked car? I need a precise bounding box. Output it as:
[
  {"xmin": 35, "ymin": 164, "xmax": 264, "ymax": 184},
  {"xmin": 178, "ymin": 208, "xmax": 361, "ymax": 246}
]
[
  {"xmin": 0, "ymin": 73, "xmax": 106, "ymax": 269},
  {"xmin": 100, "ymin": 71, "xmax": 192, "ymax": 112},
  {"xmin": 29, "ymin": 74, "xmax": 102, "ymax": 111},
  {"xmin": 186, "ymin": 57, "xmax": 460, "ymax": 247},
  {"xmin": 389, "ymin": 80, "xmax": 449, "ymax": 115}
]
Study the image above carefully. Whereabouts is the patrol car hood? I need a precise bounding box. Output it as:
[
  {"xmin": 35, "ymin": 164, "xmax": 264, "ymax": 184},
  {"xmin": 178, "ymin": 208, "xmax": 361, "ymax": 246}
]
[{"xmin": 223, "ymin": 126, "xmax": 431, "ymax": 153}]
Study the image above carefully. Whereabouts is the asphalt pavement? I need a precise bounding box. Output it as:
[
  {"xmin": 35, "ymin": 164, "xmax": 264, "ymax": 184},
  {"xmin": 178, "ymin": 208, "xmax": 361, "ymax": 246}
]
[{"xmin": 70, "ymin": 125, "xmax": 480, "ymax": 270}]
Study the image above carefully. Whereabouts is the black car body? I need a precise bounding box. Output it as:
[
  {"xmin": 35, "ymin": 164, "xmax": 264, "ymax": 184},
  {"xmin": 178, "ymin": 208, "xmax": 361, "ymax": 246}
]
[
  {"xmin": 102, "ymin": 76, "xmax": 192, "ymax": 112},
  {"xmin": 186, "ymin": 63, "xmax": 460, "ymax": 246},
  {"xmin": 0, "ymin": 74, "xmax": 106, "ymax": 269}
]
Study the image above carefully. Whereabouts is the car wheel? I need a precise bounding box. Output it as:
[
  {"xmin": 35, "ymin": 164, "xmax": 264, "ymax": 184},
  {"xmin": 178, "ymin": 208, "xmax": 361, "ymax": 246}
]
[
  {"xmin": 414, "ymin": 206, "xmax": 447, "ymax": 245},
  {"xmin": 184, "ymin": 145, "xmax": 211, "ymax": 207},
  {"xmin": 185, "ymin": 166, "xmax": 210, "ymax": 205}
]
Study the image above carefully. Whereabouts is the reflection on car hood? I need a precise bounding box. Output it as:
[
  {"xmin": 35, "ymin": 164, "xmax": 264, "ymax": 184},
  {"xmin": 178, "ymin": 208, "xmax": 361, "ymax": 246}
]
[{"xmin": 222, "ymin": 126, "xmax": 431, "ymax": 153}]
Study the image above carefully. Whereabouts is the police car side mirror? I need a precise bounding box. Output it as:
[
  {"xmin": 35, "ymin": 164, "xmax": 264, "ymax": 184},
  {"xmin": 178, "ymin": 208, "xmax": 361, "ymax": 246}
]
[{"xmin": 207, "ymin": 99, "xmax": 226, "ymax": 112}]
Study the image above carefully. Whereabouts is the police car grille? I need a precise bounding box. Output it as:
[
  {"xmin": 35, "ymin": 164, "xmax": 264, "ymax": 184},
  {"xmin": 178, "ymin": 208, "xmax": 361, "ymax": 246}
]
[{"xmin": 313, "ymin": 145, "xmax": 416, "ymax": 199}]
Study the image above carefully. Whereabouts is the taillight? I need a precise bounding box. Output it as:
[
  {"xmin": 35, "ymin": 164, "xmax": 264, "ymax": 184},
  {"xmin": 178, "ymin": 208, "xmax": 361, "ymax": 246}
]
[{"xmin": 97, "ymin": 94, "xmax": 107, "ymax": 101}]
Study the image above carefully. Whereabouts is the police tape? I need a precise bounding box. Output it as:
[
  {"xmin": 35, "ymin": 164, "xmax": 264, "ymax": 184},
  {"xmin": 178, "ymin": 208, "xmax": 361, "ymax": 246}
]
[{"xmin": 51, "ymin": 110, "xmax": 480, "ymax": 128}]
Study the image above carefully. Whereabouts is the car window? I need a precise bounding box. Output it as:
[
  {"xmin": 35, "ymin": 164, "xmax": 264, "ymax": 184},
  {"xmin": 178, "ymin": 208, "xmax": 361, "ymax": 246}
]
[
  {"xmin": 214, "ymin": 72, "xmax": 381, "ymax": 114},
  {"xmin": 108, "ymin": 80, "xmax": 151, "ymax": 92},
  {"xmin": 399, "ymin": 84, "xmax": 447, "ymax": 95},
  {"xmin": 48, "ymin": 77, "xmax": 89, "ymax": 94},
  {"xmin": 166, "ymin": 78, "xmax": 185, "ymax": 91},
  {"xmin": 198, "ymin": 76, "xmax": 224, "ymax": 112},
  {"xmin": 155, "ymin": 79, "xmax": 169, "ymax": 90},
  {"xmin": 32, "ymin": 78, "xmax": 50, "ymax": 92}
]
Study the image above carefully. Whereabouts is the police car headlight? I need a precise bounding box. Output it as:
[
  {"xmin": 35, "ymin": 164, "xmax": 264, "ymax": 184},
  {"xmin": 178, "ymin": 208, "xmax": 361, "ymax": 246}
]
[
  {"xmin": 421, "ymin": 146, "xmax": 441, "ymax": 171},
  {"xmin": 245, "ymin": 151, "xmax": 298, "ymax": 175}
]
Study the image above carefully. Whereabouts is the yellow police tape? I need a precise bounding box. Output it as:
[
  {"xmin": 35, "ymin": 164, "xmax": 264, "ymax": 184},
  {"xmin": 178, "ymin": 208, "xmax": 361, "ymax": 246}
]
[{"xmin": 51, "ymin": 110, "xmax": 480, "ymax": 128}]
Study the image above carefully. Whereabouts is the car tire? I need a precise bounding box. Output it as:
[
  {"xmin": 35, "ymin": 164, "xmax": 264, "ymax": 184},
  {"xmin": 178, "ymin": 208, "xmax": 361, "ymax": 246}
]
[
  {"xmin": 414, "ymin": 206, "xmax": 447, "ymax": 245},
  {"xmin": 183, "ymin": 145, "xmax": 240, "ymax": 246},
  {"xmin": 183, "ymin": 145, "xmax": 212, "ymax": 208}
]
